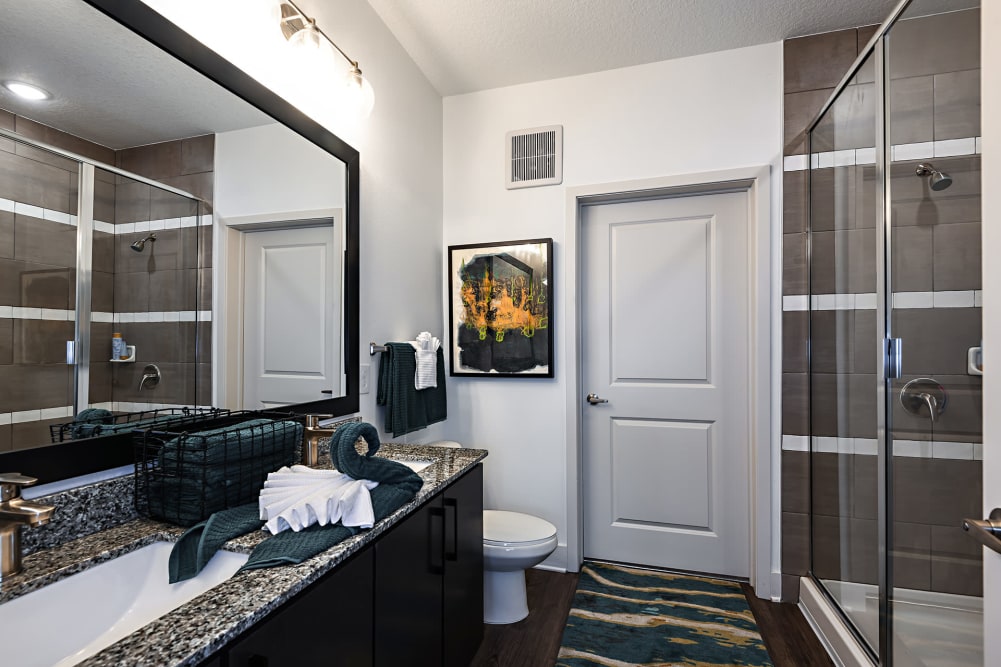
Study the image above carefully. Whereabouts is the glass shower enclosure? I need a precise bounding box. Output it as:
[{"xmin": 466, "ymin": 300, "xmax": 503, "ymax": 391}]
[
  {"xmin": 0, "ymin": 128, "xmax": 207, "ymax": 452},
  {"xmin": 806, "ymin": 1, "xmax": 982, "ymax": 665}
]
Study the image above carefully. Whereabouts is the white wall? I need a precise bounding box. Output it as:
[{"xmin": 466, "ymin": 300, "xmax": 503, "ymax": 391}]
[
  {"xmin": 140, "ymin": 0, "xmax": 447, "ymax": 443},
  {"xmin": 980, "ymin": 1, "xmax": 999, "ymax": 661},
  {"xmin": 214, "ymin": 123, "xmax": 345, "ymax": 220},
  {"xmin": 443, "ymin": 42, "xmax": 784, "ymax": 569}
]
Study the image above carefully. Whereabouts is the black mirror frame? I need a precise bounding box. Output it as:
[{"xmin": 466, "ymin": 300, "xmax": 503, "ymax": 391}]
[{"xmin": 0, "ymin": 0, "xmax": 360, "ymax": 484}]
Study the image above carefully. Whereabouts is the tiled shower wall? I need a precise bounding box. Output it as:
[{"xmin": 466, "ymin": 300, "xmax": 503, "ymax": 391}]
[
  {"xmin": 0, "ymin": 109, "xmax": 213, "ymax": 451},
  {"xmin": 106, "ymin": 137, "xmax": 214, "ymax": 412},
  {"xmin": 781, "ymin": 10, "xmax": 983, "ymax": 601}
]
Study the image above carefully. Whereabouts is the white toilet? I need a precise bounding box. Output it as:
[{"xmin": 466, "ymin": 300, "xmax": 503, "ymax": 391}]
[
  {"xmin": 482, "ymin": 509, "xmax": 558, "ymax": 624},
  {"xmin": 430, "ymin": 442, "xmax": 558, "ymax": 624}
]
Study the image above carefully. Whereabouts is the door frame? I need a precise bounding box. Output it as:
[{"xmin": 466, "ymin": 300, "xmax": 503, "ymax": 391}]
[
  {"xmin": 563, "ymin": 166, "xmax": 778, "ymax": 599},
  {"xmin": 214, "ymin": 208, "xmax": 343, "ymax": 410}
]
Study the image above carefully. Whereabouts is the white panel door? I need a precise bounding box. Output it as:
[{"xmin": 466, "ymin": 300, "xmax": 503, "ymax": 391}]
[
  {"xmin": 582, "ymin": 190, "xmax": 750, "ymax": 577},
  {"xmin": 242, "ymin": 225, "xmax": 340, "ymax": 409}
]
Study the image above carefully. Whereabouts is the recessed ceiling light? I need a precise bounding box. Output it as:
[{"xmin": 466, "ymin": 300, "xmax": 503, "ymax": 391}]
[{"xmin": 3, "ymin": 81, "xmax": 51, "ymax": 101}]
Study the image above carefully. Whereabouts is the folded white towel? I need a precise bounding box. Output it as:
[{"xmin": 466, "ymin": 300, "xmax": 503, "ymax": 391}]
[
  {"xmin": 409, "ymin": 331, "xmax": 440, "ymax": 390},
  {"xmin": 259, "ymin": 465, "xmax": 378, "ymax": 535}
]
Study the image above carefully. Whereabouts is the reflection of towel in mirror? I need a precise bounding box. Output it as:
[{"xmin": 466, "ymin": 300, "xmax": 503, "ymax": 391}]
[
  {"xmin": 377, "ymin": 343, "xmax": 447, "ymax": 436},
  {"xmin": 409, "ymin": 332, "xmax": 440, "ymax": 389},
  {"xmin": 69, "ymin": 408, "xmax": 114, "ymax": 439},
  {"xmin": 168, "ymin": 421, "xmax": 423, "ymax": 582}
]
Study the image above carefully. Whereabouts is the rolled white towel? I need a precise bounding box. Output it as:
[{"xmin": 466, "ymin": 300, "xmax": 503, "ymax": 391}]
[{"xmin": 409, "ymin": 331, "xmax": 440, "ymax": 390}]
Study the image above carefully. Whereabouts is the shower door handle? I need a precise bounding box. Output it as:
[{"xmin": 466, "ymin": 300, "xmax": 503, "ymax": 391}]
[{"xmin": 962, "ymin": 508, "xmax": 1001, "ymax": 555}]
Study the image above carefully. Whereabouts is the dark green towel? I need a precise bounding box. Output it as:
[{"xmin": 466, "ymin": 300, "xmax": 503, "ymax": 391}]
[
  {"xmin": 168, "ymin": 422, "xmax": 424, "ymax": 582},
  {"xmin": 148, "ymin": 420, "xmax": 300, "ymax": 526},
  {"xmin": 70, "ymin": 408, "xmax": 114, "ymax": 439},
  {"xmin": 169, "ymin": 504, "xmax": 262, "ymax": 583},
  {"xmin": 376, "ymin": 343, "xmax": 447, "ymax": 436}
]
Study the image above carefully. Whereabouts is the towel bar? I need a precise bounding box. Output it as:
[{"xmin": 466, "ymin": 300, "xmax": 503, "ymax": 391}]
[{"xmin": 370, "ymin": 342, "xmax": 388, "ymax": 355}]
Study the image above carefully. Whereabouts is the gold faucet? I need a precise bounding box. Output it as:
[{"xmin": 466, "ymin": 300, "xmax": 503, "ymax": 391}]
[
  {"xmin": 302, "ymin": 415, "xmax": 335, "ymax": 467},
  {"xmin": 0, "ymin": 473, "xmax": 56, "ymax": 579}
]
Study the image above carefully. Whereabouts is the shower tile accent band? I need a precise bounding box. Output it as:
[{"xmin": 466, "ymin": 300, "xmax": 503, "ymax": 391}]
[
  {"xmin": 0, "ymin": 197, "xmax": 210, "ymax": 230},
  {"xmin": 781, "ymin": 435, "xmax": 982, "ymax": 461},
  {"xmin": 0, "ymin": 309, "xmax": 211, "ymax": 322},
  {"xmin": 782, "ymin": 136, "xmax": 981, "ymax": 171},
  {"xmin": 783, "ymin": 291, "xmax": 982, "ymax": 311}
]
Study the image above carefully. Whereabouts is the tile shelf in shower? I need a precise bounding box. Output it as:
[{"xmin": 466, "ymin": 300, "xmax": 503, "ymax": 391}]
[{"xmin": 109, "ymin": 345, "xmax": 137, "ymax": 363}]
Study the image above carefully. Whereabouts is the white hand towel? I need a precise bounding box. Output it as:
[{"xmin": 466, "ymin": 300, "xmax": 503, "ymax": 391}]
[
  {"xmin": 409, "ymin": 331, "xmax": 440, "ymax": 390},
  {"xmin": 259, "ymin": 466, "xmax": 379, "ymax": 534}
]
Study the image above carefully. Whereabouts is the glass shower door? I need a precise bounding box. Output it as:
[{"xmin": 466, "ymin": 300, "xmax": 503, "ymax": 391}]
[
  {"xmin": 809, "ymin": 47, "xmax": 880, "ymax": 658},
  {"xmin": 884, "ymin": 5, "xmax": 983, "ymax": 666},
  {"xmin": 0, "ymin": 136, "xmax": 80, "ymax": 450}
]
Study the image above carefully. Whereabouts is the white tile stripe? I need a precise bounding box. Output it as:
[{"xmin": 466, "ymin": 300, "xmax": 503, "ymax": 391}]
[
  {"xmin": 783, "ymin": 291, "xmax": 981, "ymax": 311},
  {"xmin": 0, "ymin": 309, "xmax": 211, "ymax": 322},
  {"xmin": 783, "ymin": 137, "xmax": 982, "ymax": 172},
  {"xmin": 0, "ymin": 404, "xmax": 215, "ymax": 426},
  {"xmin": 0, "ymin": 197, "xmax": 209, "ymax": 231},
  {"xmin": 782, "ymin": 435, "xmax": 981, "ymax": 461}
]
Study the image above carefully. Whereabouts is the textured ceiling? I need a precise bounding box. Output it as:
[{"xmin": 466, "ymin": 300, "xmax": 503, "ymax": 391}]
[
  {"xmin": 0, "ymin": 0, "xmax": 271, "ymax": 150},
  {"xmin": 365, "ymin": 0, "xmax": 910, "ymax": 96}
]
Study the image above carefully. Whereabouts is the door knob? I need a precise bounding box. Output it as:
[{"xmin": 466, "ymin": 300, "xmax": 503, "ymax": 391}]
[
  {"xmin": 962, "ymin": 508, "xmax": 1001, "ymax": 555},
  {"xmin": 586, "ymin": 393, "xmax": 608, "ymax": 405}
]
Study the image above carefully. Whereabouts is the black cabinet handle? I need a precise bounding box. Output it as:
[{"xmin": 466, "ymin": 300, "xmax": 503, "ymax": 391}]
[
  {"xmin": 429, "ymin": 506, "xmax": 445, "ymax": 574},
  {"xmin": 444, "ymin": 498, "xmax": 458, "ymax": 561},
  {"xmin": 320, "ymin": 389, "xmax": 333, "ymax": 394},
  {"xmin": 248, "ymin": 656, "xmax": 269, "ymax": 667}
]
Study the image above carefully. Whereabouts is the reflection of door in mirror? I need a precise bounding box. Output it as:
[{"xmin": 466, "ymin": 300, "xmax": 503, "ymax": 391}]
[{"xmin": 242, "ymin": 223, "xmax": 343, "ymax": 410}]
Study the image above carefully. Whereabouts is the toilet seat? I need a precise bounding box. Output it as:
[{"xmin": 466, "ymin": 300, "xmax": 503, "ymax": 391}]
[{"xmin": 483, "ymin": 510, "xmax": 556, "ymax": 547}]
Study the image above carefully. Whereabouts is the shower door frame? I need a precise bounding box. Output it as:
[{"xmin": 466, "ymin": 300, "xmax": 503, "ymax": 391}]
[{"xmin": 804, "ymin": 1, "xmax": 919, "ymax": 664}]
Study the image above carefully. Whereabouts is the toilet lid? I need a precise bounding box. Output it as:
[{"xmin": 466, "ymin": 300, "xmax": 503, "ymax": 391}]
[{"xmin": 483, "ymin": 510, "xmax": 556, "ymax": 545}]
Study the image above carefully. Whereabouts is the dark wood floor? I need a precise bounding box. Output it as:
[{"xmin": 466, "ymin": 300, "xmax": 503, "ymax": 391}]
[{"xmin": 470, "ymin": 569, "xmax": 833, "ymax": 667}]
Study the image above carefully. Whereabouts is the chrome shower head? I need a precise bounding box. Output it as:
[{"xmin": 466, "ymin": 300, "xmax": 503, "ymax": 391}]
[
  {"xmin": 130, "ymin": 233, "xmax": 157, "ymax": 252},
  {"xmin": 915, "ymin": 163, "xmax": 953, "ymax": 191}
]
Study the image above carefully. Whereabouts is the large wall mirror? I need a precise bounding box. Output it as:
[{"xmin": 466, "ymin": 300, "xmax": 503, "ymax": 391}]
[{"xmin": 0, "ymin": 0, "xmax": 359, "ymax": 482}]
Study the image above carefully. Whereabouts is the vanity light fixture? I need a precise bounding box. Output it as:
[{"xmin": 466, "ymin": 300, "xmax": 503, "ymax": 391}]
[
  {"xmin": 278, "ymin": 0, "xmax": 375, "ymax": 117},
  {"xmin": 2, "ymin": 80, "xmax": 50, "ymax": 101}
]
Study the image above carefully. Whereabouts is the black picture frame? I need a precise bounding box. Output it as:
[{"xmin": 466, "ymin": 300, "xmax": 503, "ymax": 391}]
[{"xmin": 447, "ymin": 238, "xmax": 554, "ymax": 378}]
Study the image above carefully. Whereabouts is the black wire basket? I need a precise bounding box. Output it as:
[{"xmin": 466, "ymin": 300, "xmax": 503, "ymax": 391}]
[{"xmin": 134, "ymin": 410, "xmax": 305, "ymax": 526}]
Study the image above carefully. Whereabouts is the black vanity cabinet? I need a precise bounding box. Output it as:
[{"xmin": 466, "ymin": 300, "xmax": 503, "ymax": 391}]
[
  {"xmin": 442, "ymin": 465, "xmax": 484, "ymax": 667},
  {"xmin": 209, "ymin": 464, "xmax": 483, "ymax": 667},
  {"xmin": 374, "ymin": 464, "xmax": 484, "ymax": 667},
  {"xmin": 225, "ymin": 548, "xmax": 375, "ymax": 666}
]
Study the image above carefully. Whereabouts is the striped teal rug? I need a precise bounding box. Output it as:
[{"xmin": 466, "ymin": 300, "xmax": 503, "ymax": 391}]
[{"xmin": 557, "ymin": 561, "xmax": 774, "ymax": 667}]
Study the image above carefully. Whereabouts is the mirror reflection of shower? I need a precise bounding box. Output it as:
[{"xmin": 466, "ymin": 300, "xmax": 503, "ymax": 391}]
[
  {"xmin": 915, "ymin": 162, "xmax": 953, "ymax": 191},
  {"xmin": 130, "ymin": 233, "xmax": 157, "ymax": 252}
]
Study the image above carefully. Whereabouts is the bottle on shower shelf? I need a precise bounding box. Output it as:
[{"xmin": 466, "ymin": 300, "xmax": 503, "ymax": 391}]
[{"xmin": 112, "ymin": 332, "xmax": 124, "ymax": 360}]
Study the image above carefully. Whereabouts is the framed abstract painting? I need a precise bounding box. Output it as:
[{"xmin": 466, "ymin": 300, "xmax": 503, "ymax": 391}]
[{"xmin": 448, "ymin": 238, "xmax": 554, "ymax": 377}]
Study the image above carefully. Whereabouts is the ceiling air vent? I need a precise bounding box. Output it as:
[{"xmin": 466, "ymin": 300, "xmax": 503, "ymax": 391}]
[{"xmin": 505, "ymin": 125, "xmax": 563, "ymax": 190}]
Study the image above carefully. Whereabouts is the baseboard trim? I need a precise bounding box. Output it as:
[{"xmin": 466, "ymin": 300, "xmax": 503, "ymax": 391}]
[
  {"xmin": 798, "ymin": 577, "xmax": 874, "ymax": 667},
  {"xmin": 537, "ymin": 543, "xmax": 569, "ymax": 573}
]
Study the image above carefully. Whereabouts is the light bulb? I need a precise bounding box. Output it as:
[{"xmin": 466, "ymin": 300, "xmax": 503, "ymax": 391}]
[
  {"xmin": 288, "ymin": 20, "xmax": 322, "ymax": 52},
  {"xmin": 344, "ymin": 66, "xmax": 375, "ymax": 117},
  {"xmin": 3, "ymin": 81, "xmax": 50, "ymax": 101}
]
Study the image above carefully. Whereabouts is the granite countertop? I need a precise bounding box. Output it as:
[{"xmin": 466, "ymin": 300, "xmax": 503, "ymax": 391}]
[{"xmin": 0, "ymin": 444, "xmax": 487, "ymax": 667}]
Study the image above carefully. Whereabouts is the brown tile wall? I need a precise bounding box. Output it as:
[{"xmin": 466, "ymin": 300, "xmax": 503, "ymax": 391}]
[
  {"xmin": 781, "ymin": 10, "xmax": 981, "ymax": 601},
  {"xmin": 0, "ymin": 110, "xmax": 215, "ymax": 450},
  {"xmin": 109, "ymin": 136, "xmax": 214, "ymax": 410}
]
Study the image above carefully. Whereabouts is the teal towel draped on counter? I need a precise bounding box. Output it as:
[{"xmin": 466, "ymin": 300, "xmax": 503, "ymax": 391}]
[
  {"xmin": 168, "ymin": 421, "xmax": 423, "ymax": 582},
  {"xmin": 377, "ymin": 343, "xmax": 447, "ymax": 436}
]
